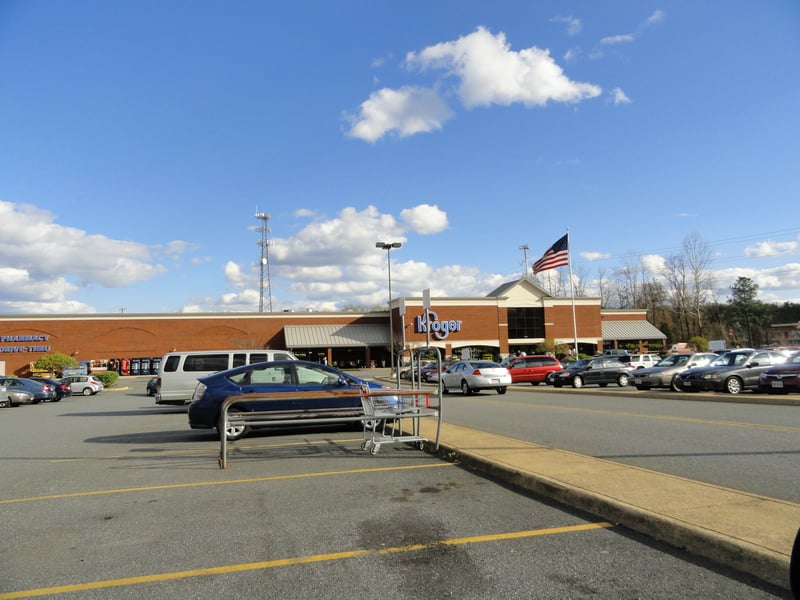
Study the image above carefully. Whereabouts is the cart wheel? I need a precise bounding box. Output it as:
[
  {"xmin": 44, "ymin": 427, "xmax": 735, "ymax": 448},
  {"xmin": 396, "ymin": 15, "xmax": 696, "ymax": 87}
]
[
  {"xmin": 361, "ymin": 440, "xmax": 372, "ymax": 451},
  {"xmin": 217, "ymin": 456, "xmax": 225, "ymax": 469},
  {"xmin": 416, "ymin": 441, "xmax": 425, "ymax": 450},
  {"xmin": 370, "ymin": 444, "xmax": 380, "ymax": 455}
]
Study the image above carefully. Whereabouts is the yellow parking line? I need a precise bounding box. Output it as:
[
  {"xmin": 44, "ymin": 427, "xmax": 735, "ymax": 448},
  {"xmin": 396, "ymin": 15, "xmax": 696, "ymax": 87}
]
[
  {"xmin": 0, "ymin": 462, "xmax": 454, "ymax": 505},
  {"xmin": 0, "ymin": 522, "xmax": 612, "ymax": 599}
]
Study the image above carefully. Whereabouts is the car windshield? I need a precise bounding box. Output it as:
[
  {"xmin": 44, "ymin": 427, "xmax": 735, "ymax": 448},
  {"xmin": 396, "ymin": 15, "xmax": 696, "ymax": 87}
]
[
  {"xmin": 657, "ymin": 354, "xmax": 690, "ymax": 367},
  {"xmin": 471, "ymin": 361, "xmax": 500, "ymax": 369},
  {"xmin": 711, "ymin": 353, "xmax": 749, "ymax": 367}
]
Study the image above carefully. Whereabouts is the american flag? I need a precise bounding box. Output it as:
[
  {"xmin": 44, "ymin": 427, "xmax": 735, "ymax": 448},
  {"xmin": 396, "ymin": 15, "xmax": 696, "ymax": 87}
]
[{"xmin": 533, "ymin": 234, "xmax": 569, "ymax": 274}]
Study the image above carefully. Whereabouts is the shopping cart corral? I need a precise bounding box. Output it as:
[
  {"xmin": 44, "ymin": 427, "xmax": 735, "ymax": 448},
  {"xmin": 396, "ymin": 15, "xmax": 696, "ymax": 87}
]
[
  {"xmin": 359, "ymin": 386, "xmax": 441, "ymax": 455},
  {"xmin": 216, "ymin": 387, "xmax": 441, "ymax": 468}
]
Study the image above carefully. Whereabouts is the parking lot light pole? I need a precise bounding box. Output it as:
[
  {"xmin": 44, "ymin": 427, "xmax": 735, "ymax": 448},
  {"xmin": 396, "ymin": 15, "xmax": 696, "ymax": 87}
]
[{"xmin": 376, "ymin": 241, "xmax": 402, "ymax": 374}]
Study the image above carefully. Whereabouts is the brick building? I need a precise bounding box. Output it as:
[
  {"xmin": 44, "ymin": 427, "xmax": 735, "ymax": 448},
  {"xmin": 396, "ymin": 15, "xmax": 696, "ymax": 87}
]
[{"xmin": 0, "ymin": 278, "xmax": 665, "ymax": 376}]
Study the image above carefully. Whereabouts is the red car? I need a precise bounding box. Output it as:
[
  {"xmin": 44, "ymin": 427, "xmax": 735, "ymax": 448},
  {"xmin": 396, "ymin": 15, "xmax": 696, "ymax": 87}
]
[{"xmin": 503, "ymin": 355, "xmax": 563, "ymax": 385}]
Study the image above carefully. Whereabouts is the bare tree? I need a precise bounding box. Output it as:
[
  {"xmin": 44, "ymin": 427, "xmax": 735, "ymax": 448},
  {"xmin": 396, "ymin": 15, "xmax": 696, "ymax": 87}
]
[
  {"xmin": 594, "ymin": 267, "xmax": 611, "ymax": 308},
  {"xmin": 660, "ymin": 233, "xmax": 713, "ymax": 340}
]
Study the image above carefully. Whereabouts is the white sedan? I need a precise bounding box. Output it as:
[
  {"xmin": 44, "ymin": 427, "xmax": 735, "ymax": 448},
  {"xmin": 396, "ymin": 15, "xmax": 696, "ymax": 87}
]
[{"xmin": 441, "ymin": 360, "xmax": 511, "ymax": 395}]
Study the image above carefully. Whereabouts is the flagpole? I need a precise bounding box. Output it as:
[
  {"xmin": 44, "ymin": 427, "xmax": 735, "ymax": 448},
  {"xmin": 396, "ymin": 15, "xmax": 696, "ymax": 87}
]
[{"xmin": 566, "ymin": 227, "xmax": 579, "ymax": 356}]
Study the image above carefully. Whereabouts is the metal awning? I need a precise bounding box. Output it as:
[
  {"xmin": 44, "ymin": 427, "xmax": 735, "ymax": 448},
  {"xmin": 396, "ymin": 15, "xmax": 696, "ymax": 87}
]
[
  {"xmin": 284, "ymin": 324, "xmax": 388, "ymax": 348},
  {"xmin": 602, "ymin": 320, "xmax": 666, "ymax": 340}
]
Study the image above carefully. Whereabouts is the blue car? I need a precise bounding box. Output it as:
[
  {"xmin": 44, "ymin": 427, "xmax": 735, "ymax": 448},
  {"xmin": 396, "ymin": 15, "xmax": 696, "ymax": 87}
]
[{"xmin": 188, "ymin": 360, "xmax": 390, "ymax": 440}]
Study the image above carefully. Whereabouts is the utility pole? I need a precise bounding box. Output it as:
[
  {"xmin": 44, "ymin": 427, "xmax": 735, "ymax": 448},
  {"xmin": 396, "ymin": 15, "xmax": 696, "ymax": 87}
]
[{"xmin": 255, "ymin": 212, "xmax": 273, "ymax": 312}]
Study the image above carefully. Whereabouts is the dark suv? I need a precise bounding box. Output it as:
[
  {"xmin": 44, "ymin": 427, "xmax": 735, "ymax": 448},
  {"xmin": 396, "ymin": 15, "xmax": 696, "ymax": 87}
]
[{"xmin": 675, "ymin": 350, "xmax": 788, "ymax": 394}]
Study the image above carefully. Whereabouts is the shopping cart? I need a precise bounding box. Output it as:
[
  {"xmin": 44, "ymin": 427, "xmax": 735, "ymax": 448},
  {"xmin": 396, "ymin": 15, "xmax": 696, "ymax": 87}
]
[{"xmin": 359, "ymin": 386, "xmax": 439, "ymax": 454}]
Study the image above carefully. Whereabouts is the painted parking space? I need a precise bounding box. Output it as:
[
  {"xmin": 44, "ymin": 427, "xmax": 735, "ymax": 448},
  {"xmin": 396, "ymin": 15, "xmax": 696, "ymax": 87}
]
[{"xmin": 0, "ymin": 389, "xmax": 787, "ymax": 598}]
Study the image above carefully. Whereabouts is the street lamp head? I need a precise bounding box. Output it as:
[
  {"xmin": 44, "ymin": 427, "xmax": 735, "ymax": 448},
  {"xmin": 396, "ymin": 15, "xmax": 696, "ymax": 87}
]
[{"xmin": 375, "ymin": 241, "xmax": 402, "ymax": 250}]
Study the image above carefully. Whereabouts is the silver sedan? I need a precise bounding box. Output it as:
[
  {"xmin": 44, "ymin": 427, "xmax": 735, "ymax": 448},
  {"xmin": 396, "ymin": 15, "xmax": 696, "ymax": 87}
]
[{"xmin": 441, "ymin": 360, "xmax": 511, "ymax": 395}]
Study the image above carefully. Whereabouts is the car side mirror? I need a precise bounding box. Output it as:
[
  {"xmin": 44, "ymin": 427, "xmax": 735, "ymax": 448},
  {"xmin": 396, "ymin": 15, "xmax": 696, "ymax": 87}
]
[{"xmin": 749, "ymin": 362, "xmax": 759, "ymax": 367}]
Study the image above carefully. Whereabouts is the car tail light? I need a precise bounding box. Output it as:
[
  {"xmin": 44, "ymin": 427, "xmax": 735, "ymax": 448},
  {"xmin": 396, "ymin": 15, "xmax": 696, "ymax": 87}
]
[{"xmin": 472, "ymin": 369, "xmax": 482, "ymax": 375}]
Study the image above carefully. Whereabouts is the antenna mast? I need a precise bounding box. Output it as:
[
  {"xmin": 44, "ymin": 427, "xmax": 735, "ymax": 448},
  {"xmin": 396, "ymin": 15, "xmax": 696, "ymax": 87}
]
[
  {"xmin": 255, "ymin": 212, "xmax": 273, "ymax": 312},
  {"xmin": 519, "ymin": 244, "xmax": 530, "ymax": 278}
]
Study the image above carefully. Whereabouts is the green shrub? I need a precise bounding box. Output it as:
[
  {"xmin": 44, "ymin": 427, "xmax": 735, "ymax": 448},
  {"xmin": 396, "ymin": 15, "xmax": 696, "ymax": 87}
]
[
  {"xmin": 688, "ymin": 336, "xmax": 708, "ymax": 352},
  {"xmin": 95, "ymin": 371, "xmax": 119, "ymax": 388}
]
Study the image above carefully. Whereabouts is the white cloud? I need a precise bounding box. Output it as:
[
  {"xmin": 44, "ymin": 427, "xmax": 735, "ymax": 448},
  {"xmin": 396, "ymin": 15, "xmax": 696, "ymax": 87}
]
[
  {"xmin": 224, "ymin": 261, "xmax": 247, "ymax": 287},
  {"xmin": 580, "ymin": 251, "xmax": 611, "ymax": 261},
  {"xmin": 344, "ymin": 86, "xmax": 454, "ymax": 142},
  {"xmin": 611, "ymin": 87, "xmax": 632, "ymax": 105},
  {"xmin": 647, "ymin": 10, "xmax": 666, "ymax": 26},
  {"xmin": 400, "ymin": 204, "xmax": 448, "ymax": 234},
  {"xmin": 345, "ymin": 27, "xmax": 603, "ymax": 142},
  {"xmin": 406, "ymin": 26, "xmax": 602, "ymax": 109},
  {"xmin": 0, "ymin": 200, "xmax": 180, "ymax": 313},
  {"xmin": 550, "ymin": 15, "xmax": 583, "ymax": 36},
  {"xmin": 640, "ymin": 254, "xmax": 666, "ymax": 273},
  {"xmin": 744, "ymin": 240, "xmax": 798, "ymax": 257},
  {"xmin": 712, "ymin": 263, "xmax": 800, "ymax": 298},
  {"xmin": 600, "ymin": 34, "xmax": 635, "ymax": 45}
]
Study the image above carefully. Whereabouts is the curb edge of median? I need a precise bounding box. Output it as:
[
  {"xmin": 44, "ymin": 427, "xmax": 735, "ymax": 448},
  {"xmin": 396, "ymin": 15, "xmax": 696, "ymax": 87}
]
[{"xmin": 437, "ymin": 442, "xmax": 791, "ymax": 592}]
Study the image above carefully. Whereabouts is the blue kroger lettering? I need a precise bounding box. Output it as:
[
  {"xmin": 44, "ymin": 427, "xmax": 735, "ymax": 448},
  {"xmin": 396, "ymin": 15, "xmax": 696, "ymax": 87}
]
[{"xmin": 415, "ymin": 310, "xmax": 462, "ymax": 340}]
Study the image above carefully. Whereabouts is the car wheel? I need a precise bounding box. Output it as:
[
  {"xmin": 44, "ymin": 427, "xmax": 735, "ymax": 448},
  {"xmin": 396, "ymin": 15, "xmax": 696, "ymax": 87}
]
[
  {"xmin": 461, "ymin": 380, "xmax": 472, "ymax": 396},
  {"xmin": 218, "ymin": 408, "xmax": 251, "ymax": 441},
  {"xmin": 0, "ymin": 399, "xmax": 8, "ymax": 408},
  {"xmin": 725, "ymin": 376, "xmax": 743, "ymax": 395},
  {"xmin": 32, "ymin": 399, "xmax": 41, "ymax": 404},
  {"xmin": 618, "ymin": 373, "xmax": 630, "ymax": 387},
  {"xmin": 82, "ymin": 387, "xmax": 92, "ymax": 396},
  {"xmin": 496, "ymin": 386, "xmax": 507, "ymax": 395},
  {"xmin": 53, "ymin": 397, "xmax": 61, "ymax": 402},
  {"xmin": 572, "ymin": 376, "xmax": 583, "ymax": 389},
  {"xmin": 360, "ymin": 418, "xmax": 384, "ymax": 431},
  {"xmin": 669, "ymin": 376, "xmax": 682, "ymax": 392}
]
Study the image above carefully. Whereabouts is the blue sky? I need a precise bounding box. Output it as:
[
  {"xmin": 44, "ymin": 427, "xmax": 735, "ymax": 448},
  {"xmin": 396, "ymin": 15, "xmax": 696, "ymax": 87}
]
[{"xmin": 1, "ymin": 1, "xmax": 798, "ymax": 315}]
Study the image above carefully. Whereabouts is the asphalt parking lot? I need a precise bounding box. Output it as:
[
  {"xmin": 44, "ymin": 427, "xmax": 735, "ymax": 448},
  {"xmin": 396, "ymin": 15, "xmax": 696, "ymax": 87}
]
[{"xmin": 0, "ymin": 379, "xmax": 792, "ymax": 599}]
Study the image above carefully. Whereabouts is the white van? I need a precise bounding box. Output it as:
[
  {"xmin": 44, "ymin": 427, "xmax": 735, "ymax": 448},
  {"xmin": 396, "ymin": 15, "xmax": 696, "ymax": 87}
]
[{"xmin": 155, "ymin": 349, "xmax": 297, "ymax": 405}]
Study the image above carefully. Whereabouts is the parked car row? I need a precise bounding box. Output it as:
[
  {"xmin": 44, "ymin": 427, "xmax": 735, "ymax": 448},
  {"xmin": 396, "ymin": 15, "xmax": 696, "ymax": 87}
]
[
  {"xmin": 0, "ymin": 375, "xmax": 104, "ymax": 408},
  {"xmin": 674, "ymin": 349, "xmax": 791, "ymax": 394},
  {"xmin": 408, "ymin": 349, "xmax": 800, "ymax": 396}
]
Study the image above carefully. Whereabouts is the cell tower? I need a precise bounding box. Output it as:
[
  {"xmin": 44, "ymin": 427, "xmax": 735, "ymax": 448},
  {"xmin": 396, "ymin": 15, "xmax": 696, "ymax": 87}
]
[
  {"xmin": 519, "ymin": 244, "xmax": 530, "ymax": 278},
  {"xmin": 255, "ymin": 212, "xmax": 273, "ymax": 312}
]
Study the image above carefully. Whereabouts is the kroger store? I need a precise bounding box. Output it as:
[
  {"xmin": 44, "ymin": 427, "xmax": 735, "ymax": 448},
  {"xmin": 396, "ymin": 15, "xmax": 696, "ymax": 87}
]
[{"xmin": 0, "ymin": 278, "xmax": 665, "ymax": 376}]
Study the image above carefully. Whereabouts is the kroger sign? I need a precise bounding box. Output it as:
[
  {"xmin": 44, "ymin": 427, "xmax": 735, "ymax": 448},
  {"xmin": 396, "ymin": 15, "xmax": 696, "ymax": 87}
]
[{"xmin": 414, "ymin": 310, "xmax": 463, "ymax": 340}]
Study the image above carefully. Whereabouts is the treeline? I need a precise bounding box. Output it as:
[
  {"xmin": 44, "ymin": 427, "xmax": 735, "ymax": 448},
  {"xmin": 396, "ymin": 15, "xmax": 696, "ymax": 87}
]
[{"xmin": 535, "ymin": 232, "xmax": 800, "ymax": 347}]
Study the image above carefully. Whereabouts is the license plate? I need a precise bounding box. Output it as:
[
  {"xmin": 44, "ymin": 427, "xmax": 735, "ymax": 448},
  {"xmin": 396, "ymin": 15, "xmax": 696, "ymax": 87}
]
[
  {"xmin": 491, "ymin": 378, "xmax": 500, "ymax": 383},
  {"xmin": 683, "ymin": 381, "xmax": 691, "ymax": 387},
  {"xmin": 771, "ymin": 381, "xmax": 784, "ymax": 388},
  {"xmin": 634, "ymin": 378, "xmax": 642, "ymax": 384}
]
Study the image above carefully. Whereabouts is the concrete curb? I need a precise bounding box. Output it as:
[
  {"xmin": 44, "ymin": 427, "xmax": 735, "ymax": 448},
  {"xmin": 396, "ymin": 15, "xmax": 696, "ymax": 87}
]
[{"xmin": 447, "ymin": 442, "xmax": 790, "ymax": 590}]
